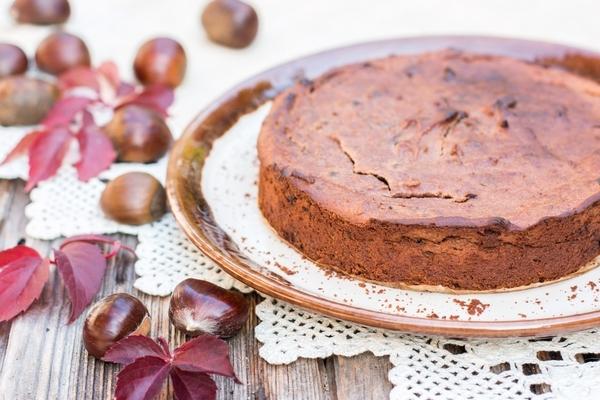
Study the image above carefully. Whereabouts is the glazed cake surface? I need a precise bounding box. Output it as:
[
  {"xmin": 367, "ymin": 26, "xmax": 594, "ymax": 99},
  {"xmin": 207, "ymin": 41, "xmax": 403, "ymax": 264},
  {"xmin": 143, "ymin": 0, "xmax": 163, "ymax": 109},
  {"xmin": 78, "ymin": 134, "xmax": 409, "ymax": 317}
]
[{"xmin": 257, "ymin": 50, "xmax": 600, "ymax": 291}]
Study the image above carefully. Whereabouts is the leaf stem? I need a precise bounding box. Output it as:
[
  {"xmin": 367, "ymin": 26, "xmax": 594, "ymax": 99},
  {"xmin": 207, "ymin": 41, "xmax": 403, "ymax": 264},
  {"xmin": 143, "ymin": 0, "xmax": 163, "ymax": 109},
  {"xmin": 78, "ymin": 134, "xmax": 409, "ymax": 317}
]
[
  {"xmin": 61, "ymin": 235, "xmax": 136, "ymax": 260},
  {"xmin": 104, "ymin": 241, "xmax": 122, "ymax": 259},
  {"xmin": 102, "ymin": 240, "xmax": 136, "ymax": 260}
]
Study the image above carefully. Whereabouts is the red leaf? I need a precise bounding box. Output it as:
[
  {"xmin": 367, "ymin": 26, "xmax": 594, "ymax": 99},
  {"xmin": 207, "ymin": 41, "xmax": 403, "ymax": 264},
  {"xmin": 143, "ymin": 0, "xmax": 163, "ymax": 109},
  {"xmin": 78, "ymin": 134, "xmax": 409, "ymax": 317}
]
[
  {"xmin": 1, "ymin": 130, "xmax": 42, "ymax": 165},
  {"xmin": 0, "ymin": 246, "xmax": 49, "ymax": 322},
  {"xmin": 74, "ymin": 112, "xmax": 116, "ymax": 181},
  {"xmin": 117, "ymin": 84, "xmax": 174, "ymax": 117},
  {"xmin": 172, "ymin": 335, "xmax": 239, "ymax": 381},
  {"xmin": 58, "ymin": 67, "xmax": 100, "ymax": 93},
  {"xmin": 113, "ymin": 356, "xmax": 171, "ymax": 400},
  {"xmin": 105, "ymin": 336, "xmax": 238, "ymax": 400},
  {"xmin": 25, "ymin": 127, "xmax": 73, "ymax": 192},
  {"xmin": 42, "ymin": 96, "xmax": 93, "ymax": 129},
  {"xmin": 104, "ymin": 335, "xmax": 171, "ymax": 365},
  {"xmin": 97, "ymin": 61, "xmax": 120, "ymax": 89},
  {"xmin": 54, "ymin": 242, "xmax": 107, "ymax": 323},
  {"xmin": 0, "ymin": 245, "xmax": 40, "ymax": 268},
  {"xmin": 157, "ymin": 337, "xmax": 170, "ymax": 355},
  {"xmin": 60, "ymin": 234, "xmax": 136, "ymax": 258},
  {"xmin": 171, "ymin": 369, "xmax": 216, "ymax": 400},
  {"xmin": 116, "ymin": 82, "xmax": 136, "ymax": 97}
]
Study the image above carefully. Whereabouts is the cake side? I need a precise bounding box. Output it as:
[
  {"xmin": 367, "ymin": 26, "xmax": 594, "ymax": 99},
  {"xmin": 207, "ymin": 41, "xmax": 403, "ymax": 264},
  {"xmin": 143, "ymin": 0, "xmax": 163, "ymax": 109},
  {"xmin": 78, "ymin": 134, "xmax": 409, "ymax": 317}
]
[{"xmin": 258, "ymin": 163, "xmax": 600, "ymax": 290}]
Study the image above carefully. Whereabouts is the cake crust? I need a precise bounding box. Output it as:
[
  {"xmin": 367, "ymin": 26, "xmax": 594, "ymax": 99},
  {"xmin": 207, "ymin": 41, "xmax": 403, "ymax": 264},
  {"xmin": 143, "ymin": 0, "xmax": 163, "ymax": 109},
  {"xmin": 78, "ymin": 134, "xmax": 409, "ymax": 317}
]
[{"xmin": 257, "ymin": 50, "xmax": 600, "ymax": 291}]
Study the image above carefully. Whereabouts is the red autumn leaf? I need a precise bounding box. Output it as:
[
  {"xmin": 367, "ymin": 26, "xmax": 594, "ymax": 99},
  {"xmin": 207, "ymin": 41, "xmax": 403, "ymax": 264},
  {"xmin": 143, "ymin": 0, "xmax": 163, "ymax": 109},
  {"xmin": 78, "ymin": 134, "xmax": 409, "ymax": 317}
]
[
  {"xmin": 0, "ymin": 245, "xmax": 49, "ymax": 322},
  {"xmin": 60, "ymin": 234, "xmax": 136, "ymax": 257},
  {"xmin": 74, "ymin": 111, "xmax": 116, "ymax": 181},
  {"xmin": 117, "ymin": 84, "xmax": 174, "ymax": 117},
  {"xmin": 114, "ymin": 356, "xmax": 171, "ymax": 400},
  {"xmin": 25, "ymin": 127, "xmax": 73, "ymax": 192},
  {"xmin": 5, "ymin": 58, "xmax": 178, "ymax": 191},
  {"xmin": 0, "ymin": 245, "xmax": 39, "ymax": 267},
  {"xmin": 172, "ymin": 335, "xmax": 239, "ymax": 381},
  {"xmin": 54, "ymin": 241, "xmax": 107, "ymax": 323},
  {"xmin": 116, "ymin": 82, "xmax": 136, "ymax": 97},
  {"xmin": 0, "ymin": 130, "xmax": 42, "ymax": 165},
  {"xmin": 106, "ymin": 336, "xmax": 238, "ymax": 400},
  {"xmin": 157, "ymin": 337, "xmax": 170, "ymax": 355},
  {"xmin": 58, "ymin": 67, "xmax": 100, "ymax": 93},
  {"xmin": 42, "ymin": 96, "xmax": 94, "ymax": 129},
  {"xmin": 97, "ymin": 61, "xmax": 120, "ymax": 90},
  {"xmin": 103, "ymin": 335, "xmax": 171, "ymax": 365},
  {"xmin": 171, "ymin": 369, "xmax": 216, "ymax": 400}
]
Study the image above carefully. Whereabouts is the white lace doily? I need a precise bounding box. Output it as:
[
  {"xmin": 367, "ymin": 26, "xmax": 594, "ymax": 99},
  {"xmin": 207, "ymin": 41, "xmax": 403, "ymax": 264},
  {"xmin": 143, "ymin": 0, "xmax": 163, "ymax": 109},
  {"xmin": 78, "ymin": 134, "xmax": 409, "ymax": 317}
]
[
  {"xmin": 256, "ymin": 299, "xmax": 600, "ymax": 400},
  {"xmin": 134, "ymin": 214, "xmax": 251, "ymax": 296},
  {"xmin": 3, "ymin": 0, "xmax": 600, "ymax": 398}
]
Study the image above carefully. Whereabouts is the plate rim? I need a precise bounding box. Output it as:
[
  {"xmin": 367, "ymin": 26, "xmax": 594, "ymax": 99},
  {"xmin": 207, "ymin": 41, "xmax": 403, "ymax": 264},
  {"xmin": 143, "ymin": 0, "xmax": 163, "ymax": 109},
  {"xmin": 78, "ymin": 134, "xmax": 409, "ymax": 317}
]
[{"xmin": 167, "ymin": 35, "xmax": 600, "ymax": 337}]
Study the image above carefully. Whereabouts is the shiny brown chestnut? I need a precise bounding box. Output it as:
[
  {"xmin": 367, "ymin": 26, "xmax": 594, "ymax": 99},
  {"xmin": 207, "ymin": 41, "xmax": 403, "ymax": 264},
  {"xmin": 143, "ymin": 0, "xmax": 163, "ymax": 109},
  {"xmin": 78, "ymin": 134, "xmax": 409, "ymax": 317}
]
[
  {"xmin": 169, "ymin": 278, "xmax": 250, "ymax": 338},
  {"xmin": 83, "ymin": 293, "xmax": 151, "ymax": 359},
  {"xmin": 133, "ymin": 37, "xmax": 187, "ymax": 88},
  {"xmin": 0, "ymin": 76, "xmax": 58, "ymax": 126},
  {"xmin": 104, "ymin": 105, "xmax": 173, "ymax": 163},
  {"xmin": 100, "ymin": 172, "xmax": 167, "ymax": 225},
  {"xmin": 35, "ymin": 32, "xmax": 91, "ymax": 75},
  {"xmin": 201, "ymin": 0, "xmax": 258, "ymax": 49},
  {"xmin": 0, "ymin": 43, "xmax": 28, "ymax": 78},
  {"xmin": 11, "ymin": 0, "xmax": 70, "ymax": 25}
]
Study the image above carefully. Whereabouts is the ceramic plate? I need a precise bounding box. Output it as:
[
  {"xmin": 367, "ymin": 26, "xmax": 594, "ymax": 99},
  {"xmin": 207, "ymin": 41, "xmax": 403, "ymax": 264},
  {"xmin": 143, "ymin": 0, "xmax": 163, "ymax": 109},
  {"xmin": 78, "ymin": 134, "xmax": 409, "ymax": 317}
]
[{"xmin": 167, "ymin": 36, "xmax": 600, "ymax": 337}]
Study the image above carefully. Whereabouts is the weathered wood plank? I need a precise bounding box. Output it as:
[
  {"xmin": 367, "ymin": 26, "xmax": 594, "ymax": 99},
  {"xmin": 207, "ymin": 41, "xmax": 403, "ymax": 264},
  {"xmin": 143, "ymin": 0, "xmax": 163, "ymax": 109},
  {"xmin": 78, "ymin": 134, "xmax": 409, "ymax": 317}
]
[
  {"xmin": 333, "ymin": 354, "xmax": 393, "ymax": 400},
  {"xmin": 0, "ymin": 181, "xmax": 393, "ymax": 400},
  {"xmin": 0, "ymin": 180, "xmax": 27, "ymax": 369}
]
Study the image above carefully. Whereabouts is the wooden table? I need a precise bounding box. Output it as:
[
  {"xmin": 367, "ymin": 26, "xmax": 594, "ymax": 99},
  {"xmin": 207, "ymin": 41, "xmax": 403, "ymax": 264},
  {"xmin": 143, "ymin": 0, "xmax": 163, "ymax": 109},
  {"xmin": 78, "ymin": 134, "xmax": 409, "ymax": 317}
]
[{"xmin": 0, "ymin": 180, "xmax": 393, "ymax": 400}]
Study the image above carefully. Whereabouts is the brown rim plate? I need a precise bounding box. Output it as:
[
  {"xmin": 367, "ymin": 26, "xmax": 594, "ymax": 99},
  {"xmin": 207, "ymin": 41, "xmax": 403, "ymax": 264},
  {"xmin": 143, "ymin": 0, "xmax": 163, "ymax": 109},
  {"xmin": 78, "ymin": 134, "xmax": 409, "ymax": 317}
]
[{"xmin": 167, "ymin": 35, "xmax": 600, "ymax": 337}]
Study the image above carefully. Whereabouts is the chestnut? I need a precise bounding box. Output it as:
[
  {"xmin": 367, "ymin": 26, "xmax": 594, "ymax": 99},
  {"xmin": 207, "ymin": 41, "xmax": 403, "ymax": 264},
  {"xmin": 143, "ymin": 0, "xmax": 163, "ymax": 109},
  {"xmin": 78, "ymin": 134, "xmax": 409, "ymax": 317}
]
[
  {"xmin": 104, "ymin": 105, "xmax": 173, "ymax": 163},
  {"xmin": 133, "ymin": 37, "xmax": 187, "ymax": 88},
  {"xmin": 201, "ymin": 0, "xmax": 258, "ymax": 49},
  {"xmin": 11, "ymin": 0, "xmax": 70, "ymax": 25},
  {"xmin": 0, "ymin": 76, "xmax": 58, "ymax": 126},
  {"xmin": 35, "ymin": 32, "xmax": 91, "ymax": 75},
  {"xmin": 0, "ymin": 43, "xmax": 28, "ymax": 78},
  {"xmin": 83, "ymin": 293, "xmax": 150, "ymax": 359},
  {"xmin": 100, "ymin": 172, "xmax": 167, "ymax": 225},
  {"xmin": 169, "ymin": 279, "xmax": 249, "ymax": 338}
]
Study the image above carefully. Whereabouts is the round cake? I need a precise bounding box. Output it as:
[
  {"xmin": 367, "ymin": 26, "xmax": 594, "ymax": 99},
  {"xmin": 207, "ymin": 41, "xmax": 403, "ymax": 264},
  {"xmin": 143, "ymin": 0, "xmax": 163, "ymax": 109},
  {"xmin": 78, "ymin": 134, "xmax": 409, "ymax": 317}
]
[{"xmin": 257, "ymin": 50, "xmax": 600, "ymax": 291}]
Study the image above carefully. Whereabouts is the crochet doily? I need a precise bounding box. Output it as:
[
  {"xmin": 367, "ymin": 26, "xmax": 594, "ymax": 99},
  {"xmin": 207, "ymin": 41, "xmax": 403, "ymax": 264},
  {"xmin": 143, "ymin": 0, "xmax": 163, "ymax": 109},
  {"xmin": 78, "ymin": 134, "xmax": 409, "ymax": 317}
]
[
  {"xmin": 3, "ymin": 0, "xmax": 600, "ymax": 398},
  {"xmin": 255, "ymin": 299, "xmax": 600, "ymax": 400}
]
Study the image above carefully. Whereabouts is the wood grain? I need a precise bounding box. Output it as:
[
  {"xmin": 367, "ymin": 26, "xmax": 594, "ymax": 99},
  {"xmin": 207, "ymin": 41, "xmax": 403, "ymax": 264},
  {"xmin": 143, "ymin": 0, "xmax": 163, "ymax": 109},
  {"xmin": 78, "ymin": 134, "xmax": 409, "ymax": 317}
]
[{"xmin": 0, "ymin": 180, "xmax": 393, "ymax": 400}]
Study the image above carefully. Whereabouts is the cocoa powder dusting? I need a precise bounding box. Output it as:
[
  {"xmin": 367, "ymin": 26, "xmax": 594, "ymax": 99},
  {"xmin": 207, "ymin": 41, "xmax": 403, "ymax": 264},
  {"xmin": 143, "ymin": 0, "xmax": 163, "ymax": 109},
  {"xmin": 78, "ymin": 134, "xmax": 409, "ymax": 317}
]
[
  {"xmin": 274, "ymin": 262, "xmax": 297, "ymax": 275},
  {"xmin": 453, "ymin": 298, "xmax": 490, "ymax": 316}
]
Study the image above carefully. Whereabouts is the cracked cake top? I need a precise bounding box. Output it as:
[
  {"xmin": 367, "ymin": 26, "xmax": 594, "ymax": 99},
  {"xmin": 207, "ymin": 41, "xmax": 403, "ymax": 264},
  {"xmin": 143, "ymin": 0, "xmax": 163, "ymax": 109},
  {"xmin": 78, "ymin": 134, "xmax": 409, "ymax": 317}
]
[{"xmin": 257, "ymin": 50, "xmax": 600, "ymax": 229}]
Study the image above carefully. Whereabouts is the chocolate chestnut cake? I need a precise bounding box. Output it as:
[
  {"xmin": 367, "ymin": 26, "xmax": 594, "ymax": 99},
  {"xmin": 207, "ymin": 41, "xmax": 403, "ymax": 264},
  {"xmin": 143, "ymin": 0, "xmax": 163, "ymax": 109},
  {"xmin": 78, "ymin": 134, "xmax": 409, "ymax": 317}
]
[{"xmin": 257, "ymin": 50, "xmax": 600, "ymax": 291}]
